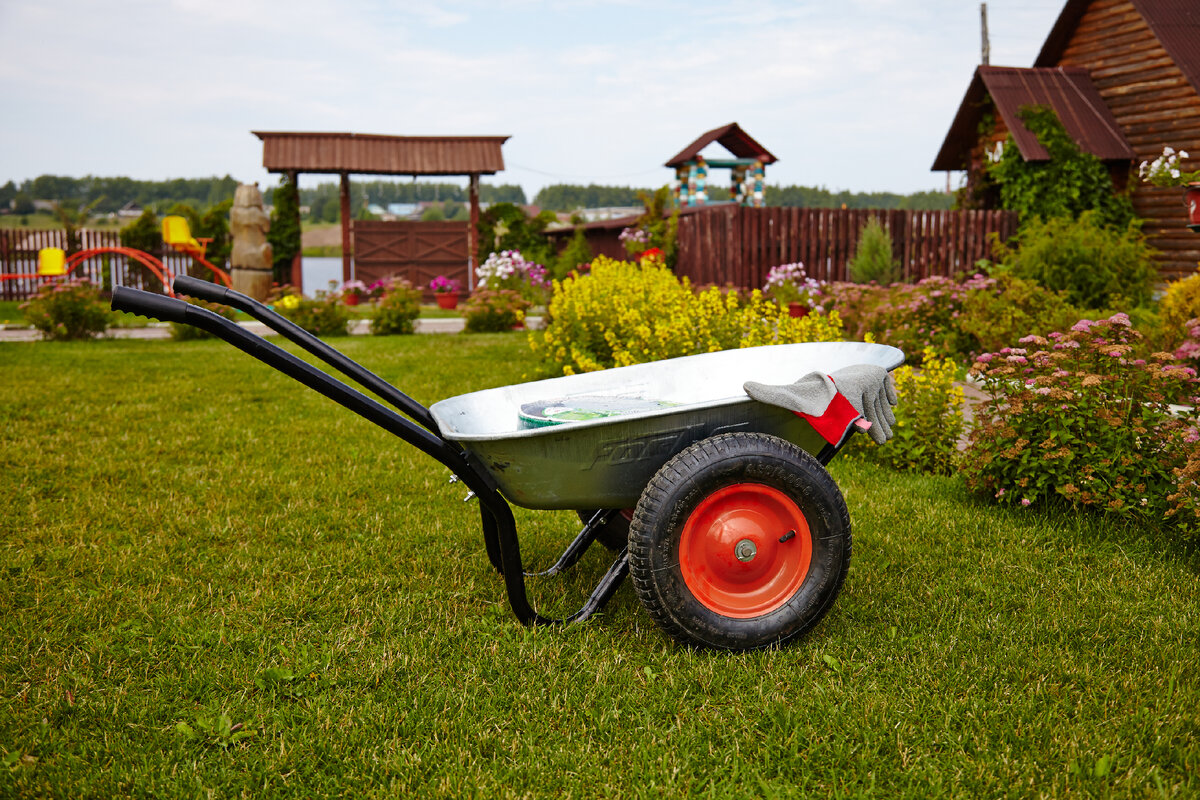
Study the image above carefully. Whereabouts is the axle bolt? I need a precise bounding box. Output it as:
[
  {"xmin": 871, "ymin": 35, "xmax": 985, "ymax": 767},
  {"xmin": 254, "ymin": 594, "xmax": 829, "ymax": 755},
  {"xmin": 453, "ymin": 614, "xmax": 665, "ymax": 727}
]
[{"xmin": 735, "ymin": 539, "xmax": 757, "ymax": 563}]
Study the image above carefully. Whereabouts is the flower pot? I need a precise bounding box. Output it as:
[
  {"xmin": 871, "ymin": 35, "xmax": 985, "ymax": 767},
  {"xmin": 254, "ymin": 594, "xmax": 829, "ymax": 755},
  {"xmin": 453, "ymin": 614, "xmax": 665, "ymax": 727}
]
[
  {"xmin": 344, "ymin": 294, "xmax": 360, "ymax": 306},
  {"xmin": 435, "ymin": 292, "xmax": 460, "ymax": 310},
  {"xmin": 1185, "ymin": 183, "xmax": 1200, "ymax": 228},
  {"xmin": 788, "ymin": 302, "xmax": 809, "ymax": 318}
]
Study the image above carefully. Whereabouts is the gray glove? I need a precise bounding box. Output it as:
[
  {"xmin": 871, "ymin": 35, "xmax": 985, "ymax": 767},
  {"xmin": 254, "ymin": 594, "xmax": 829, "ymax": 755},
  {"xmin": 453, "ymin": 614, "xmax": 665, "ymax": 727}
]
[
  {"xmin": 743, "ymin": 364, "xmax": 898, "ymax": 445},
  {"xmin": 828, "ymin": 364, "xmax": 897, "ymax": 444}
]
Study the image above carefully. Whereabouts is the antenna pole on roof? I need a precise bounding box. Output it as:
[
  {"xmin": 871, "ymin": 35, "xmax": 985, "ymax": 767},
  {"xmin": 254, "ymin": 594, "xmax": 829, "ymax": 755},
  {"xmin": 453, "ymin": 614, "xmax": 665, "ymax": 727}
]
[{"xmin": 981, "ymin": 3, "xmax": 990, "ymax": 66}]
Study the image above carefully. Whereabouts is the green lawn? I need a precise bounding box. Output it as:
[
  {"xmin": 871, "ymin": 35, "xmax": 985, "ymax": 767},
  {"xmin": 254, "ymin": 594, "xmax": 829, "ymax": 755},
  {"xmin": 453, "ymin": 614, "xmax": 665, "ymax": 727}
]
[{"xmin": 1, "ymin": 335, "xmax": 1197, "ymax": 798}]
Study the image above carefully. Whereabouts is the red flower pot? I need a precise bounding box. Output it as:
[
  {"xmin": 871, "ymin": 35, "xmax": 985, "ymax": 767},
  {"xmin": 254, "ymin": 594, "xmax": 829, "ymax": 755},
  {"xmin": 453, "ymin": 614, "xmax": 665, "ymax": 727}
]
[
  {"xmin": 1185, "ymin": 184, "xmax": 1200, "ymax": 227},
  {"xmin": 435, "ymin": 292, "xmax": 460, "ymax": 310},
  {"xmin": 344, "ymin": 294, "xmax": 360, "ymax": 306},
  {"xmin": 788, "ymin": 302, "xmax": 809, "ymax": 318}
]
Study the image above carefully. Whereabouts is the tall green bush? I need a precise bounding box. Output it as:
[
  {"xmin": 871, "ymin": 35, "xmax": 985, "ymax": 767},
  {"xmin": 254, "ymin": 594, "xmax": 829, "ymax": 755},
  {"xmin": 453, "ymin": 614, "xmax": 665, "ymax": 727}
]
[
  {"xmin": 268, "ymin": 176, "xmax": 302, "ymax": 284},
  {"xmin": 847, "ymin": 217, "xmax": 900, "ymax": 284},
  {"xmin": 987, "ymin": 211, "xmax": 1157, "ymax": 309},
  {"xmin": 119, "ymin": 208, "xmax": 164, "ymax": 291}
]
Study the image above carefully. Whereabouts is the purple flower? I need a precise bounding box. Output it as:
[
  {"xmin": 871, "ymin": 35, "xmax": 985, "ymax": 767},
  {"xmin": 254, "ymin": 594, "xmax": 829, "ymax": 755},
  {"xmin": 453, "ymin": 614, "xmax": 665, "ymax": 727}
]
[
  {"xmin": 1071, "ymin": 319, "xmax": 1094, "ymax": 333},
  {"xmin": 1021, "ymin": 498, "xmax": 1031, "ymax": 507},
  {"xmin": 1108, "ymin": 312, "xmax": 1132, "ymax": 327}
]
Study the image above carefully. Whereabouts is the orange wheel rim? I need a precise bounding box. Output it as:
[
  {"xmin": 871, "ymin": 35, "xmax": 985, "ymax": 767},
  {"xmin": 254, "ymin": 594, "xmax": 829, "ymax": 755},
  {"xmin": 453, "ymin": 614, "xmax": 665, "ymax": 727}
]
[{"xmin": 678, "ymin": 483, "xmax": 812, "ymax": 619}]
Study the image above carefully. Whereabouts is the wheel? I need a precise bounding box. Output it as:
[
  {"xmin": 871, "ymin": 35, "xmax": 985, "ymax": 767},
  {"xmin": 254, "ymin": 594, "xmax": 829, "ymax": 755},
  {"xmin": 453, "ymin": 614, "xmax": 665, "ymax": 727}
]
[
  {"xmin": 628, "ymin": 432, "xmax": 851, "ymax": 651},
  {"xmin": 575, "ymin": 509, "xmax": 633, "ymax": 551}
]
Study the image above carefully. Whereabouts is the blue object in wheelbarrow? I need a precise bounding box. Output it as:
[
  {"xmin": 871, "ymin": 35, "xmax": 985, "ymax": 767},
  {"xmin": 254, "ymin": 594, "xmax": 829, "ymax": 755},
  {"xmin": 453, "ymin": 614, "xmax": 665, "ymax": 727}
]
[{"xmin": 111, "ymin": 277, "xmax": 904, "ymax": 651}]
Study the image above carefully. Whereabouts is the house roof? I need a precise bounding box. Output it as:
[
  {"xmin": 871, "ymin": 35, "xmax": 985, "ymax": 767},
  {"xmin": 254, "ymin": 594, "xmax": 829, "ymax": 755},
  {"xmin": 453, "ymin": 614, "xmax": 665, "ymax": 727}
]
[
  {"xmin": 664, "ymin": 123, "xmax": 778, "ymax": 168},
  {"xmin": 1035, "ymin": 0, "xmax": 1200, "ymax": 94},
  {"xmin": 931, "ymin": 65, "xmax": 1134, "ymax": 171},
  {"xmin": 251, "ymin": 131, "xmax": 509, "ymax": 176}
]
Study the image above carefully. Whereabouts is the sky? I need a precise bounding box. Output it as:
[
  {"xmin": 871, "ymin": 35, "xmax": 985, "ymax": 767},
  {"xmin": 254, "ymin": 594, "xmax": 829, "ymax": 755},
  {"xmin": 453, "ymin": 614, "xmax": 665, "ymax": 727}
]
[{"xmin": 0, "ymin": 0, "xmax": 1067, "ymax": 199}]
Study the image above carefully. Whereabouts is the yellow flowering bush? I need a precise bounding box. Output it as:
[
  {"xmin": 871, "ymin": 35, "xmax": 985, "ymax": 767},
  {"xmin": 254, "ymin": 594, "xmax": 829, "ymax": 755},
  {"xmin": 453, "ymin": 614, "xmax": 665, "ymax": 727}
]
[
  {"xmin": 848, "ymin": 346, "xmax": 964, "ymax": 475},
  {"xmin": 1159, "ymin": 272, "xmax": 1200, "ymax": 347},
  {"xmin": 531, "ymin": 256, "xmax": 844, "ymax": 374}
]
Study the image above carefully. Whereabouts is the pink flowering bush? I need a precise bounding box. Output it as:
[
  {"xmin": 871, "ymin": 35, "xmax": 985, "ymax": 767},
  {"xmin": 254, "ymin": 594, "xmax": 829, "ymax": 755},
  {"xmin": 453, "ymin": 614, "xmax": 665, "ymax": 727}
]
[
  {"xmin": 819, "ymin": 273, "xmax": 1082, "ymax": 365},
  {"xmin": 763, "ymin": 262, "xmax": 822, "ymax": 307},
  {"xmin": 476, "ymin": 250, "xmax": 550, "ymax": 305},
  {"xmin": 20, "ymin": 278, "xmax": 112, "ymax": 340},
  {"xmin": 964, "ymin": 313, "xmax": 1200, "ymax": 530}
]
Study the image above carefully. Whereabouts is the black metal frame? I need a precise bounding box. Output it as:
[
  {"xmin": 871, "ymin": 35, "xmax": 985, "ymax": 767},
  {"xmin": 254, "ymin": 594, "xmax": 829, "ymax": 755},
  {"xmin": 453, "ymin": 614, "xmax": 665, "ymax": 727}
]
[{"xmin": 112, "ymin": 278, "xmax": 628, "ymax": 626}]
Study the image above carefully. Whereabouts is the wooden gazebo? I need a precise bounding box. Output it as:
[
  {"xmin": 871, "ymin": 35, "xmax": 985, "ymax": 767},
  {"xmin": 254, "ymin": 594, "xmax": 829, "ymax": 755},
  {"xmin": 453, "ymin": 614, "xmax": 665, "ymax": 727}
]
[{"xmin": 252, "ymin": 131, "xmax": 510, "ymax": 285}]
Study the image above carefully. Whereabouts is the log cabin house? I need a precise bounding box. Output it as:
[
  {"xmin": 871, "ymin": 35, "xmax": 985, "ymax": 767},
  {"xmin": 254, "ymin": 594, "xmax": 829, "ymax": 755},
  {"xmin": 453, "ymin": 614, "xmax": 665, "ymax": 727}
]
[{"xmin": 933, "ymin": 0, "xmax": 1200, "ymax": 278}]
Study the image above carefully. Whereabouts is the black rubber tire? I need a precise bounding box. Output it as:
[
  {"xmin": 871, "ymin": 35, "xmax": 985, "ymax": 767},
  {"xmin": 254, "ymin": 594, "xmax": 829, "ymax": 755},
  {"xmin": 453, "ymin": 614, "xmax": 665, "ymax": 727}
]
[
  {"xmin": 628, "ymin": 432, "xmax": 851, "ymax": 651},
  {"xmin": 575, "ymin": 509, "xmax": 632, "ymax": 551}
]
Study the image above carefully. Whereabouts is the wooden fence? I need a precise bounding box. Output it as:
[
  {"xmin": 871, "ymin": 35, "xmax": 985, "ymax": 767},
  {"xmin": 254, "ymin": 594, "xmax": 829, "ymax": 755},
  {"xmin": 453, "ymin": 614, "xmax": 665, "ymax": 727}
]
[
  {"xmin": 0, "ymin": 228, "xmax": 201, "ymax": 300},
  {"xmin": 674, "ymin": 206, "xmax": 1019, "ymax": 289}
]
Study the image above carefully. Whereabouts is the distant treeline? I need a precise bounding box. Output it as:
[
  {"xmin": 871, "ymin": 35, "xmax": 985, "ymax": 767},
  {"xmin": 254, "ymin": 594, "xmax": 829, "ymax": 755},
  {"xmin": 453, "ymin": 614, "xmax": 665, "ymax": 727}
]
[
  {"xmin": 0, "ymin": 175, "xmax": 527, "ymax": 221},
  {"xmin": 531, "ymin": 183, "xmax": 953, "ymax": 212},
  {"xmin": 298, "ymin": 181, "xmax": 527, "ymax": 223},
  {"xmin": 2, "ymin": 174, "xmax": 953, "ymax": 220},
  {"xmin": 1, "ymin": 175, "xmax": 241, "ymax": 214}
]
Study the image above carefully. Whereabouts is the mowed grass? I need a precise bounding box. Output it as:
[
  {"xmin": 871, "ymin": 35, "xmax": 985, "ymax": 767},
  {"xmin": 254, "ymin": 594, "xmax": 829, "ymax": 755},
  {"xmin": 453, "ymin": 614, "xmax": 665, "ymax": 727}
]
[{"xmin": 1, "ymin": 335, "xmax": 1198, "ymax": 798}]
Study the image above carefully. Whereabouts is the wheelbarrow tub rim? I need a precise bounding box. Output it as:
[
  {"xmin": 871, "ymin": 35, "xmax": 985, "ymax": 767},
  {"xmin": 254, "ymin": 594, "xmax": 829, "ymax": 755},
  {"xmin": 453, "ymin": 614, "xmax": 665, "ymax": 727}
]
[{"xmin": 430, "ymin": 341, "xmax": 904, "ymax": 444}]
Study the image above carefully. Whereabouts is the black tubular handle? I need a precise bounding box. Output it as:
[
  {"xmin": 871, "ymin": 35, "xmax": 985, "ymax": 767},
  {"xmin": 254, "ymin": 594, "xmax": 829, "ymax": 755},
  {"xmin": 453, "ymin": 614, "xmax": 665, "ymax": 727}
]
[
  {"xmin": 171, "ymin": 275, "xmax": 438, "ymax": 432},
  {"xmin": 109, "ymin": 287, "xmax": 488, "ymax": 490},
  {"xmin": 112, "ymin": 287, "xmax": 191, "ymax": 324}
]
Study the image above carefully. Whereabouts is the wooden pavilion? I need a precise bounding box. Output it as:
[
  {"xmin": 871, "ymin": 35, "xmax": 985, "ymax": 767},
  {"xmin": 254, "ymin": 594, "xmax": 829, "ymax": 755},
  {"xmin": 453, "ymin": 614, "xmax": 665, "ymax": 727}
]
[{"xmin": 252, "ymin": 131, "xmax": 510, "ymax": 286}]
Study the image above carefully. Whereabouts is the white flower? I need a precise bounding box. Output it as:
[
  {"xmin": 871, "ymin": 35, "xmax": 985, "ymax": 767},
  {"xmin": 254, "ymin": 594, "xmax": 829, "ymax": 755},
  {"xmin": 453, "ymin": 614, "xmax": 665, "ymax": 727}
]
[{"xmin": 1181, "ymin": 150, "xmax": 1190, "ymax": 159}]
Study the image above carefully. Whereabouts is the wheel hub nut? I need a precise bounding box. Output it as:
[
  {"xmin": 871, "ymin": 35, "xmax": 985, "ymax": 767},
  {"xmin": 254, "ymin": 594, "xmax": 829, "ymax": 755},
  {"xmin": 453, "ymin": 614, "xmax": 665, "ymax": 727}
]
[{"xmin": 735, "ymin": 539, "xmax": 757, "ymax": 562}]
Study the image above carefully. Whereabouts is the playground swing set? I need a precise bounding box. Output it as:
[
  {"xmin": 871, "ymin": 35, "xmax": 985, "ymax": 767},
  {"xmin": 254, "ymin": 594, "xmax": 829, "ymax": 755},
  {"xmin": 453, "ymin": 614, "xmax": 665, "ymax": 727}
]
[{"xmin": 0, "ymin": 216, "xmax": 232, "ymax": 296}]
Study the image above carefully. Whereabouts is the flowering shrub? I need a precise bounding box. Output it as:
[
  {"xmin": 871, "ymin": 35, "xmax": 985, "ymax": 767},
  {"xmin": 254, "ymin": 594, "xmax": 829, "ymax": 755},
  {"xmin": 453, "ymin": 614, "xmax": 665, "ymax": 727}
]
[
  {"xmin": 369, "ymin": 278, "xmax": 422, "ymax": 336},
  {"xmin": 618, "ymin": 227, "xmax": 648, "ymax": 249},
  {"xmin": 956, "ymin": 273, "xmax": 1083, "ymax": 354},
  {"xmin": 270, "ymin": 286, "xmax": 350, "ymax": 337},
  {"xmin": 531, "ymin": 256, "xmax": 844, "ymax": 375},
  {"xmin": 764, "ymin": 262, "xmax": 822, "ymax": 307},
  {"xmin": 619, "ymin": 186, "xmax": 679, "ymax": 267},
  {"xmin": 819, "ymin": 273, "xmax": 1084, "ymax": 365},
  {"xmin": 476, "ymin": 250, "xmax": 550, "ymax": 305},
  {"xmin": 963, "ymin": 313, "xmax": 1200, "ymax": 527},
  {"xmin": 1158, "ymin": 274, "xmax": 1200, "ymax": 349},
  {"xmin": 1139, "ymin": 146, "xmax": 1200, "ymax": 187},
  {"xmin": 847, "ymin": 347, "xmax": 965, "ymax": 475},
  {"xmin": 463, "ymin": 289, "xmax": 529, "ymax": 333},
  {"xmin": 20, "ymin": 278, "xmax": 112, "ymax": 340},
  {"xmin": 429, "ymin": 276, "xmax": 461, "ymax": 294},
  {"xmin": 340, "ymin": 280, "xmax": 368, "ymax": 301}
]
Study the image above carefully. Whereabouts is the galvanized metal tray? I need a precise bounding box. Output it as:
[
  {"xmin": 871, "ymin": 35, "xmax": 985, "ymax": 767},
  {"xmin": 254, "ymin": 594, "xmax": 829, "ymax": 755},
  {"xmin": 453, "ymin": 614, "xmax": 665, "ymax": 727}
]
[{"xmin": 431, "ymin": 341, "xmax": 904, "ymax": 510}]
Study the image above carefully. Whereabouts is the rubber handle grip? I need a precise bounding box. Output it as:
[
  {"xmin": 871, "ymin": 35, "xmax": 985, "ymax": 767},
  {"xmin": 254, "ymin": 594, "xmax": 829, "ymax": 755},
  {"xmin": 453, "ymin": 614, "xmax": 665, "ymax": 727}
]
[
  {"xmin": 111, "ymin": 286, "xmax": 190, "ymax": 324},
  {"xmin": 173, "ymin": 275, "xmax": 231, "ymax": 304}
]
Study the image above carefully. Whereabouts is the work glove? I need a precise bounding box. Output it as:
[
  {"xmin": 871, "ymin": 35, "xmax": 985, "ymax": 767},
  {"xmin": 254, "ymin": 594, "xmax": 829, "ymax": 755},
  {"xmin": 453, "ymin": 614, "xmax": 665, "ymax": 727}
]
[
  {"xmin": 743, "ymin": 364, "xmax": 898, "ymax": 445},
  {"xmin": 828, "ymin": 364, "xmax": 897, "ymax": 444}
]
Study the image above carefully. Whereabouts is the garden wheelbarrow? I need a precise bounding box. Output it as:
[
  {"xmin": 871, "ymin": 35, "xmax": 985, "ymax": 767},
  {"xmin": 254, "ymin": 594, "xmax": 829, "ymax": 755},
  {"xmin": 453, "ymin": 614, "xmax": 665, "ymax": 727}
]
[{"xmin": 111, "ymin": 277, "xmax": 904, "ymax": 651}]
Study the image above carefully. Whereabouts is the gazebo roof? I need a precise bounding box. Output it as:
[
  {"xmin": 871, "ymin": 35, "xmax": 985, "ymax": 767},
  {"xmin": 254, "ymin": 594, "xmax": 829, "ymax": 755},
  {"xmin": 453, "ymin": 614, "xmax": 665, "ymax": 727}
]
[
  {"xmin": 251, "ymin": 131, "xmax": 510, "ymax": 175},
  {"xmin": 665, "ymin": 123, "xmax": 778, "ymax": 168}
]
